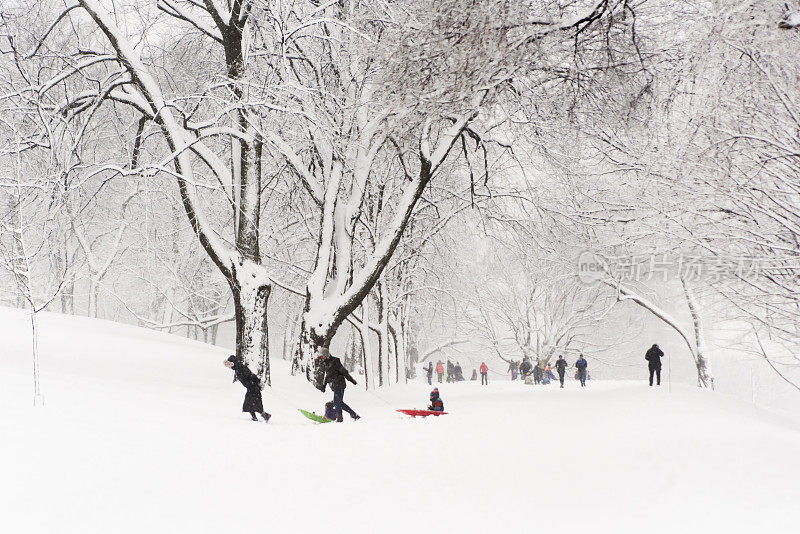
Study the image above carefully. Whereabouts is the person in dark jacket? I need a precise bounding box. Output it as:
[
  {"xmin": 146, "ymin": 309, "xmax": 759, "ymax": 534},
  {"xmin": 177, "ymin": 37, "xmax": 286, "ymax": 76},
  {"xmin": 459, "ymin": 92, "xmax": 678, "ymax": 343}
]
[
  {"xmin": 318, "ymin": 347, "xmax": 360, "ymax": 422},
  {"xmin": 575, "ymin": 354, "xmax": 588, "ymax": 387},
  {"xmin": 519, "ymin": 358, "xmax": 532, "ymax": 378},
  {"xmin": 555, "ymin": 355, "xmax": 568, "ymax": 388},
  {"xmin": 532, "ymin": 363, "xmax": 543, "ymax": 385},
  {"xmin": 455, "ymin": 362, "xmax": 464, "ymax": 381},
  {"xmin": 424, "ymin": 362, "xmax": 434, "ymax": 385},
  {"xmin": 224, "ymin": 355, "xmax": 271, "ymax": 422},
  {"xmin": 645, "ymin": 344, "xmax": 664, "ymax": 386},
  {"xmin": 428, "ymin": 388, "xmax": 444, "ymax": 411},
  {"xmin": 446, "ymin": 360, "xmax": 455, "ymax": 383},
  {"xmin": 508, "ymin": 360, "xmax": 520, "ymax": 380}
]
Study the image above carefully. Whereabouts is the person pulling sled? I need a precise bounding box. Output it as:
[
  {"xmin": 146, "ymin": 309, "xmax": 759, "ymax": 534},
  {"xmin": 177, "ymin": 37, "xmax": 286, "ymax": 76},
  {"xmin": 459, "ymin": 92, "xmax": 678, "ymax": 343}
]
[{"xmin": 318, "ymin": 347, "xmax": 361, "ymax": 422}]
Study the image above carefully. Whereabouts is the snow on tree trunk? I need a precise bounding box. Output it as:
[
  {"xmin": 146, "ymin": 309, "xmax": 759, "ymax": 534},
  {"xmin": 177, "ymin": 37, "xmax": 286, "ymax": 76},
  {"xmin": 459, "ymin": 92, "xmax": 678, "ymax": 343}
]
[
  {"xmin": 681, "ymin": 277, "xmax": 715, "ymax": 389},
  {"xmin": 231, "ymin": 264, "xmax": 272, "ymax": 387}
]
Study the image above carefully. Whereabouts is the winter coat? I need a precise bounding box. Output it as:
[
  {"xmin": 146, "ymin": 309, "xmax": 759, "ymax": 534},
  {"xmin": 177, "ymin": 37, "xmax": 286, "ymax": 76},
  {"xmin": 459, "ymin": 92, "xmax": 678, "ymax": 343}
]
[
  {"xmin": 323, "ymin": 356, "xmax": 357, "ymax": 392},
  {"xmin": 233, "ymin": 362, "xmax": 263, "ymax": 413},
  {"xmin": 555, "ymin": 358, "xmax": 568, "ymax": 374},
  {"xmin": 425, "ymin": 363, "xmax": 434, "ymax": 378},
  {"xmin": 575, "ymin": 358, "xmax": 588, "ymax": 370},
  {"xmin": 645, "ymin": 346, "xmax": 664, "ymax": 369},
  {"xmin": 429, "ymin": 393, "xmax": 444, "ymax": 412},
  {"xmin": 520, "ymin": 360, "xmax": 532, "ymax": 375},
  {"xmin": 436, "ymin": 362, "xmax": 445, "ymax": 374},
  {"xmin": 480, "ymin": 363, "xmax": 488, "ymax": 374}
]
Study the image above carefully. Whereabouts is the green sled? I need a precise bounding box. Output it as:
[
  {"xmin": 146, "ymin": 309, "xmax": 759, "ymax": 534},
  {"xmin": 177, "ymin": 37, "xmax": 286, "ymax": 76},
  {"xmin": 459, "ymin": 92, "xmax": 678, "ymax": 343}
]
[{"xmin": 299, "ymin": 409, "xmax": 333, "ymax": 423}]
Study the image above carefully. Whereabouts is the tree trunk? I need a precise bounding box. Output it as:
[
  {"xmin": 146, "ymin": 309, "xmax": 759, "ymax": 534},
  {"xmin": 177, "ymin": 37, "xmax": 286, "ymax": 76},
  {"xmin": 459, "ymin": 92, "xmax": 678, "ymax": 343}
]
[
  {"xmin": 232, "ymin": 276, "xmax": 272, "ymax": 387},
  {"xmin": 30, "ymin": 308, "xmax": 43, "ymax": 406},
  {"xmin": 88, "ymin": 277, "xmax": 99, "ymax": 318},
  {"xmin": 210, "ymin": 323, "xmax": 219, "ymax": 346},
  {"xmin": 681, "ymin": 277, "xmax": 714, "ymax": 389},
  {"xmin": 357, "ymin": 324, "xmax": 372, "ymax": 391}
]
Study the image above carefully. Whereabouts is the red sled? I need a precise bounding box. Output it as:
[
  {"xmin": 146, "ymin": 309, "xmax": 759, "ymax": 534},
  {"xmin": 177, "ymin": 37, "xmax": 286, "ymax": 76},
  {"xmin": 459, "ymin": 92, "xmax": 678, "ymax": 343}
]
[{"xmin": 396, "ymin": 409, "xmax": 448, "ymax": 418}]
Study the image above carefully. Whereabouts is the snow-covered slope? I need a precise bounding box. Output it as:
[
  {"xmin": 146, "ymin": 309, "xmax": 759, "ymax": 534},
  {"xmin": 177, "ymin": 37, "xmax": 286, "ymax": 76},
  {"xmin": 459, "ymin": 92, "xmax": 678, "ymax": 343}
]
[{"xmin": 1, "ymin": 307, "xmax": 798, "ymax": 534}]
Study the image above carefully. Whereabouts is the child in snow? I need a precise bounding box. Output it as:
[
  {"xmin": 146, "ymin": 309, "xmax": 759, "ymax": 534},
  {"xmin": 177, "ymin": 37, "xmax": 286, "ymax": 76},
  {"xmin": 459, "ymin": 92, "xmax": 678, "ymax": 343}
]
[
  {"xmin": 428, "ymin": 388, "xmax": 445, "ymax": 412},
  {"xmin": 323, "ymin": 400, "xmax": 359, "ymax": 421},
  {"xmin": 545, "ymin": 363, "xmax": 556, "ymax": 381},
  {"xmin": 224, "ymin": 355, "xmax": 271, "ymax": 423}
]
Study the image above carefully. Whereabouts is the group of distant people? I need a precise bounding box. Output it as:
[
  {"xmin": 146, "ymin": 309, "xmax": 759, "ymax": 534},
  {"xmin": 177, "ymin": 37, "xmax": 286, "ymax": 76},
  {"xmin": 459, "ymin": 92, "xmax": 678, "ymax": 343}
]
[
  {"xmin": 508, "ymin": 344, "xmax": 665, "ymax": 388},
  {"xmin": 423, "ymin": 360, "xmax": 490, "ymax": 386},
  {"xmin": 510, "ymin": 354, "xmax": 590, "ymax": 388}
]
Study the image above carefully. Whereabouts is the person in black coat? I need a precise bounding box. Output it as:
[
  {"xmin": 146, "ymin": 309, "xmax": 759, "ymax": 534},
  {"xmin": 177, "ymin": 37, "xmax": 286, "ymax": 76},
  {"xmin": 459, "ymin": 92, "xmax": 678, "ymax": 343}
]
[
  {"xmin": 645, "ymin": 344, "xmax": 664, "ymax": 386},
  {"xmin": 318, "ymin": 347, "xmax": 360, "ymax": 422},
  {"xmin": 554, "ymin": 355, "xmax": 568, "ymax": 388},
  {"xmin": 519, "ymin": 358, "xmax": 532, "ymax": 378},
  {"xmin": 224, "ymin": 355, "xmax": 271, "ymax": 422}
]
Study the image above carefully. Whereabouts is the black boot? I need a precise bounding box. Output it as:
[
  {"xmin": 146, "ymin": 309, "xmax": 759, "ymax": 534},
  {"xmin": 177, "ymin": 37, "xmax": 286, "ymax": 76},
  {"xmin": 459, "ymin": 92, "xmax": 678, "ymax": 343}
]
[
  {"xmin": 250, "ymin": 412, "xmax": 258, "ymax": 421},
  {"xmin": 352, "ymin": 414, "xmax": 361, "ymax": 421},
  {"xmin": 262, "ymin": 412, "xmax": 271, "ymax": 423}
]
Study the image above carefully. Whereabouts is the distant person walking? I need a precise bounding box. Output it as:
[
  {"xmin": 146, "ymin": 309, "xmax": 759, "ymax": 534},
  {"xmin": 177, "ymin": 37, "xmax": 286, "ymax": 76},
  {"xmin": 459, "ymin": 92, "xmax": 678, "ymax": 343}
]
[
  {"xmin": 436, "ymin": 361, "xmax": 445, "ymax": 383},
  {"xmin": 575, "ymin": 354, "xmax": 588, "ymax": 387},
  {"xmin": 645, "ymin": 344, "xmax": 664, "ymax": 386},
  {"xmin": 224, "ymin": 355, "xmax": 271, "ymax": 423},
  {"xmin": 555, "ymin": 355, "xmax": 568, "ymax": 388},
  {"xmin": 508, "ymin": 360, "xmax": 520, "ymax": 380},
  {"xmin": 479, "ymin": 362, "xmax": 489, "ymax": 385},
  {"xmin": 424, "ymin": 362, "xmax": 434, "ymax": 385}
]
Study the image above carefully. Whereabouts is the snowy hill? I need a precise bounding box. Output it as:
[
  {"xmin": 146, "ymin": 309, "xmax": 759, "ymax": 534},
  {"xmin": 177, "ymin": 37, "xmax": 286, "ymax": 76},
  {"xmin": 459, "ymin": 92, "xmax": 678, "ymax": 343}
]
[{"xmin": 1, "ymin": 307, "xmax": 798, "ymax": 534}]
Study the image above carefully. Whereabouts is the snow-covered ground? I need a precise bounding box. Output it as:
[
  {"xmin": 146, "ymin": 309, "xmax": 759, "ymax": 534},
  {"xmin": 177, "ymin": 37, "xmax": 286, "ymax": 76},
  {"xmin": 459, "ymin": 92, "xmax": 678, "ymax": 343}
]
[{"xmin": 1, "ymin": 307, "xmax": 798, "ymax": 534}]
